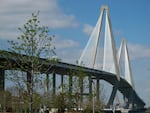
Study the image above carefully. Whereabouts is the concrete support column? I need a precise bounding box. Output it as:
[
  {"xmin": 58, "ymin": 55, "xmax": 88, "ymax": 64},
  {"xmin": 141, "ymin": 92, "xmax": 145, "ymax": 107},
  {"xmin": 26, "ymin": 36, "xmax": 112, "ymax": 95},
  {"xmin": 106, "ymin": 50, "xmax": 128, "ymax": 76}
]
[
  {"xmin": 45, "ymin": 74, "xmax": 49, "ymax": 93},
  {"xmin": 88, "ymin": 76, "xmax": 92, "ymax": 101},
  {"xmin": 79, "ymin": 77, "xmax": 83, "ymax": 105},
  {"xmin": 69, "ymin": 75, "xmax": 72, "ymax": 94},
  {"xmin": 52, "ymin": 73, "xmax": 56, "ymax": 96},
  {"xmin": 0, "ymin": 69, "xmax": 5, "ymax": 113},
  {"xmin": 96, "ymin": 79, "xmax": 100, "ymax": 102},
  {"xmin": 60, "ymin": 74, "xmax": 64, "ymax": 93},
  {"xmin": 27, "ymin": 72, "xmax": 32, "ymax": 93},
  {"xmin": 107, "ymin": 86, "xmax": 118, "ymax": 107},
  {"xmin": 128, "ymin": 90, "xmax": 135, "ymax": 109},
  {"xmin": 123, "ymin": 95, "xmax": 128, "ymax": 108},
  {"xmin": 68, "ymin": 75, "xmax": 73, "ymax": 104},
  {"xmin": 0, "ymin": 69, "xmax": 5, "ymax": 91}
]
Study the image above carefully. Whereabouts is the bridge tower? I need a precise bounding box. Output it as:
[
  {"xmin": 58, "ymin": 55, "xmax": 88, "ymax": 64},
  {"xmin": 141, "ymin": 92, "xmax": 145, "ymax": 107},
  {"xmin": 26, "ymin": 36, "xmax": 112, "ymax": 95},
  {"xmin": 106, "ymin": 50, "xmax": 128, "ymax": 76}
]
[
  {"xmin": 78, "ymin": 5, "xmax": 120, "ymax": 107},
  {"xmin": 118, "ymin": 39, "xmax": 135, "ymax": 89},
  {"xmin": 78, "ymin": 5, "xmax": 120, "ymax": 78},
  {"xmin": 78, "ymin": 5, "xmax": 144, "ymax": 110},
  {"xmin": 118, "ymin": 39, "xmax": 136, "ymax": 108}
]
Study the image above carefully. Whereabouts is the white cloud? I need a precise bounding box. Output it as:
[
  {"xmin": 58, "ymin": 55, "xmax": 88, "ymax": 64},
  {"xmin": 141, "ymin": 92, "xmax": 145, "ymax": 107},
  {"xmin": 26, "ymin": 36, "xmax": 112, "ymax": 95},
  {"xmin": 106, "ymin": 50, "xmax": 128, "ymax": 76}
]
[
  {"xmin": 0, "ymin": 0, "xmax": 79, "ymax": 39},
  {"xmin": 128, "ymin": 43, "xmax": 150, "ymax": 60},
  {"xmin": 53, "ymin": 36, "xmax": 79, "ymax": 50},
  {"xmin": 83, "ymin": 24, "xmax": 94, "ymax": 36},
  {"xmin": 0, "ymin": 0, "xmax": 80, "ymax": 63},
  {"xmin": 51, "ymin": 36, "xmax": 80, "ymax": 63},
  {"xmin": 56, "ymin": 49, "xmax": 80, "ymax": 64}
]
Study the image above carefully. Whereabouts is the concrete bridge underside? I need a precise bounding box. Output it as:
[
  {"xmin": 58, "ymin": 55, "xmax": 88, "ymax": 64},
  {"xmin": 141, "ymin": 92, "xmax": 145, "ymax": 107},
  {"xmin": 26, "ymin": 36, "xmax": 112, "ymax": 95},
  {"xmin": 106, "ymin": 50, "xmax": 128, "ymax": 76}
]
[{"xmin": 0, "ymin": 51, "xmax": 145, "ymax": 110}]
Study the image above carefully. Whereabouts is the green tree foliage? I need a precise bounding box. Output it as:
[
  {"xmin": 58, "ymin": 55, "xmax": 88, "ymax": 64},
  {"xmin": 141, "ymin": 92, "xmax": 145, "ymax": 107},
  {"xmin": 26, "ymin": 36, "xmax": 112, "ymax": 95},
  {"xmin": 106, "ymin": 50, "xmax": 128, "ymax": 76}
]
[
  {"xmin": 7, "ymin": 12, "xmax": 56, "ymax": 113},
  {"xmin": 8, "ymin": 12, "xmax": 55, "ymax": 71}
]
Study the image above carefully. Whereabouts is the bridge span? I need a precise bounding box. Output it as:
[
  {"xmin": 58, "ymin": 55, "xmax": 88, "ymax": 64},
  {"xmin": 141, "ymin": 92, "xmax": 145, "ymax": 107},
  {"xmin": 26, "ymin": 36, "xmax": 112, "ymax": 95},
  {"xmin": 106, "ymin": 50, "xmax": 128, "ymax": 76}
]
[{"xmin": 0, "ymin": 50, "xmax": 145, "ymax": 111}]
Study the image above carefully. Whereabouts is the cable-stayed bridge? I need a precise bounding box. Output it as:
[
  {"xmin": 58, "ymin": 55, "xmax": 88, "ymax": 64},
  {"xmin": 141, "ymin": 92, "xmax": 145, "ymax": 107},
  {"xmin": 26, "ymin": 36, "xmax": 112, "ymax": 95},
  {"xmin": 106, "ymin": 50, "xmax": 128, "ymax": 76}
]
[
  {"xmin": 78, "ymin": 6, "xmax": 145, "ymax": 110},
  {"xmin": 0, "ymin": 5, "xmax": 145, "ymax": 111}
]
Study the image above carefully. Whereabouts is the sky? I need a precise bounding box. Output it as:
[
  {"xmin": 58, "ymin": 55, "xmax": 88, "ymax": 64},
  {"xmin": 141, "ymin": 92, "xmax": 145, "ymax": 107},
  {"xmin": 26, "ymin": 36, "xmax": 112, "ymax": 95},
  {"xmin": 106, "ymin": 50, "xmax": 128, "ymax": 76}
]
[{"xmin": 0, "ymin": 0, "xmax": 150, "ymax": 107}]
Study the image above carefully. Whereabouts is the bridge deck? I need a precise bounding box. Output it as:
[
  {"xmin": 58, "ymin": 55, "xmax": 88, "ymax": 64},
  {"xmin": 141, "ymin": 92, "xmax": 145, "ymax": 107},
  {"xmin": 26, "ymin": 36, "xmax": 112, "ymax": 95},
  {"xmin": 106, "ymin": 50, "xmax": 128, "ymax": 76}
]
[{"xmin": 0, "ymin": 50, "xmax": 145, "ymax": 108}]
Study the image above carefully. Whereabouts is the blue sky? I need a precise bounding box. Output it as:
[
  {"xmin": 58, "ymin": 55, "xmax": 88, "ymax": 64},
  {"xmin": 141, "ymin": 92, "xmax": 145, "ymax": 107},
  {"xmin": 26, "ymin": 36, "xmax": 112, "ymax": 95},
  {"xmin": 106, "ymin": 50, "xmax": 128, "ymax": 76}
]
[{"xmin": 0, "ymin": 0, "xmax": 150, "ymax": 107}]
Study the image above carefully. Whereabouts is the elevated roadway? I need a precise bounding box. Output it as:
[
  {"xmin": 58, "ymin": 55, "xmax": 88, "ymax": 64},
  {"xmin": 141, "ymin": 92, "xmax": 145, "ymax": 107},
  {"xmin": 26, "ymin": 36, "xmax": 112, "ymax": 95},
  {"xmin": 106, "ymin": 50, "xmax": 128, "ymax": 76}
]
[{"xmin": 0, "ymin": 50, "xmax": 145, "ymax": 110}]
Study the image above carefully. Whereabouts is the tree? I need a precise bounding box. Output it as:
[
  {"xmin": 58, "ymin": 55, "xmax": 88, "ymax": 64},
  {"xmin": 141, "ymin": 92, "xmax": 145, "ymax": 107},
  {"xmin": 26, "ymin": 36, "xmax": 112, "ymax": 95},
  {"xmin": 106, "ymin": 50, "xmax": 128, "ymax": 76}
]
[
  {"xmin": 0, "ymin": 90, "xmax": 12, "ymax": 112},
  {"xmin": 7, "ymin": 12, "xmax": 56, "ymax": 113}
]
